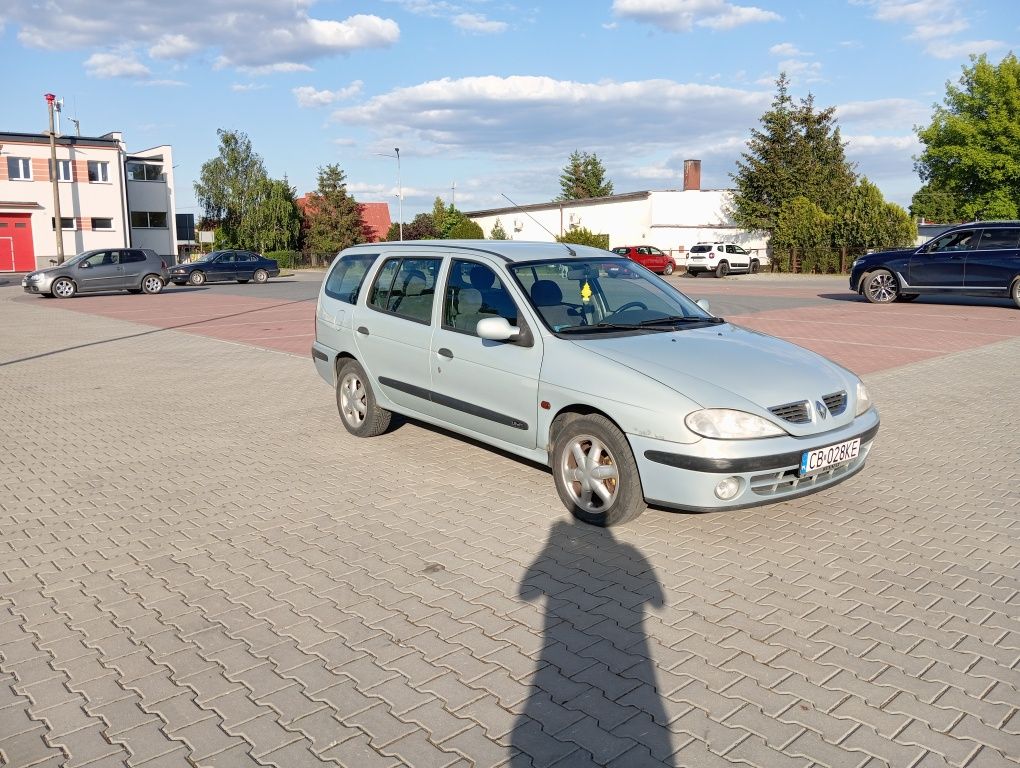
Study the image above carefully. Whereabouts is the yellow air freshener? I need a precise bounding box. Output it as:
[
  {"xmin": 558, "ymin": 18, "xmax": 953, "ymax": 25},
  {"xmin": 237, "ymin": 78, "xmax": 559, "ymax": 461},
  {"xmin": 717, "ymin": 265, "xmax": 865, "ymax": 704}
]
[{"xmin": 581, "ymin": 281, "xmax": 592, "ymax": 303}]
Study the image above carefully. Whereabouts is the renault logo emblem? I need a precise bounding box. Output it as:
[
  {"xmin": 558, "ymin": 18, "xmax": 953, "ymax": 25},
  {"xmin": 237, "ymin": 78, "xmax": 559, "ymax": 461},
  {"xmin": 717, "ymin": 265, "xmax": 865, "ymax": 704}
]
[{"xmin": 815, "ymin": 401, "xmax": 828, "ymax": 419}]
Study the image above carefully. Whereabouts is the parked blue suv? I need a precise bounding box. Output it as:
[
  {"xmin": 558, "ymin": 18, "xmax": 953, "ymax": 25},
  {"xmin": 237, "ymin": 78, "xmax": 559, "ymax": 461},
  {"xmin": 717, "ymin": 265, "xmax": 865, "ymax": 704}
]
[{"xmin": 851, "ymin": 221, "xmax": 1020, "ymax": 308}]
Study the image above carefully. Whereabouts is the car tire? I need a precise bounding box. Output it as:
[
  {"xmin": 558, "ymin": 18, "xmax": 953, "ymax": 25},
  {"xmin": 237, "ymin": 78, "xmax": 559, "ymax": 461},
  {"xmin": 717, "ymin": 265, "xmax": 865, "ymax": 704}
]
[
  {"xmin": 237, "ymin": 279, "xmax": 249, "ymax": 283},
  {"xmin": 749, "ymin": 260, "xmax": 760, "ymax": 274},
  {"xmin": 552, "ymin": 414, "xmax": 646, "ymax": 527},
  {"xmin": 141, "ymin": 274, "xmax": 163, "ymax": 294},
  {"xmin": 862, "ymin": 269, "xmax": 898, "ymax": 304},
  {"xmin": 189, "ymin": 271, "xmax": 206, "ymax": 286},
  {"xmin": 896, "ymin": 293, "xmax": 919, "ymax": 302},
  {"xmin": 336, "ymin": 359, "xmax": 391, "ymax": 438},
  {"xmin": 662, "ymin": 262, "xmax": 675, "ymax": 276},
  {"xmin": 253, "ymin": 269, "xmax": 269, "ymax": 284},
  {"xmin": 715, "ymin": 261, "xmax": 730, "ymax": 278},
  {"xmin": 1011, "ymin": 278, "xmax": 1020, "ymax": 309},
  {"xmin": 52, "ymin": 278, "xmax": 76, "ymax": 299}
]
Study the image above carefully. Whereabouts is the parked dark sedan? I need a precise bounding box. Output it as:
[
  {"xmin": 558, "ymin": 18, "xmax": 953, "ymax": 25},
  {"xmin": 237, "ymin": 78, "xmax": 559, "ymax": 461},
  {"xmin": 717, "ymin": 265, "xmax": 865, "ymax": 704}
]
[
  {"xmin": 851, "ymin": 221, "xmax": 1020, "ymax": 307},
  {"xmin": 168, "ymin": 250, "xmax": 280, "ymax": 286}
]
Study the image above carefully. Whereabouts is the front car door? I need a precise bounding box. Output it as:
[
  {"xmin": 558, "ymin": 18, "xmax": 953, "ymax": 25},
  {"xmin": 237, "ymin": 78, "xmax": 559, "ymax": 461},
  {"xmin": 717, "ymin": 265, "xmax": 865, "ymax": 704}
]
[
  {"xmin": 428, "ymin": 259, "xmax": 543, "ymax": 449},
  {"xmin": 119, "ymin": 249, "xmax": 146, "ymax": 287},
  {"xmin": 352, "ymin": 253, "xmax": 442, "ymax": 416},
  {"xmin": 963, "ymin": 227, "xmax": 1020, "ymax": 291},
  {"xmin": 909, "ymin": 229, "xmax": 974, "ymax": 288},
  {"xmin": 207, "ymin": 252, "xmax": 236, "ymax": 282},
  {"xmin": 725, "ymin": 244, "xmax": 750, "ymax": 270},
  {"xmin": 77, "ymin": 250, "xmax": 124, "ymax": 292}
]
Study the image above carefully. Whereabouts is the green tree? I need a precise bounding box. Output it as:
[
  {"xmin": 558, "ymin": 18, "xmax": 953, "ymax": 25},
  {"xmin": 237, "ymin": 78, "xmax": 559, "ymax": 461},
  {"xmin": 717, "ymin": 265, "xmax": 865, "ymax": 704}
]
[
  {"xmin": 241, "ymin": 177, "xmax": 301, "ymax": 253},
  {"xmin": 773, "ymin": 197, "xmax": 834, "ymax": 273},
  {"xmin": 730, "ymin": 74, "xmax": 856, "ymax": 251},
  {"xmin": 558, "ymin": 150, "xmax": 614, "ymax": 200},
  {"xmin": 397, "ymin": 213, "xmax": 439, "ymax": 241},
  {"xmin": 194, "ymin": 129, "xmax": 268, "ymax": 248},
  {"xmin": 878, "ymin": 202, "xmax": 917, "ymax": 250},
  {"xmin": 832, "ymin": 179, "xmax": 918, "ymax": 269},
  {"xmin": 915, "ymin": 52, "xmax": 1020, "ymax": 220},
  {"xmin": 303, "ymin": 164, "xmax": 366, "ymax": 258},
  {"xmin": 489, "ymin": 218, "xmax": 509, "ymax": 240},
  {"xmin": 446, "ymin": 216, "xmax": 484, "ymax": 239},
  {"xmin": 431, "ymin": 197, "xmax": 450, "ymax": 236},
  {"xmin": 909, "ymin": 185, "xmax": 959, "ymax": 222},
  {"xmin": 556, "ymin": 227, "xmax": 610, "ymax": 249}
]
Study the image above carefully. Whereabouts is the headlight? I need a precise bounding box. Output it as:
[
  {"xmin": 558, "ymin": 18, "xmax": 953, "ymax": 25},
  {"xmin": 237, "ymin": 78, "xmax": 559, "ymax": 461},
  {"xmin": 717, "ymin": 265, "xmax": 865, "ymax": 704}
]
[
  {"xmin": 27, "ymin": 273, "xmax": 41, "ymax": 282},
  {"xmin": 851, "ymin": 259, "xmax": 859, "ymax": 269},
  {"xmin": 685, "ymin": 409, "xmax": 786, "ymax": 439},
  {"xmin": 855, "ymin": 381, "xmax": 872, "ymax": 416}
]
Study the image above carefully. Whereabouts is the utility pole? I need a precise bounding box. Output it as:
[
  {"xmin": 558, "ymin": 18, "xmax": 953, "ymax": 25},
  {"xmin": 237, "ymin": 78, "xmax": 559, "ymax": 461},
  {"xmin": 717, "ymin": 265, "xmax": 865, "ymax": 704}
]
[
  {"xmin": 395, "ymin": 147, "xmax": 402, "ymax": 241},
  {"xmin": 45, "ymin": 93, "xmax": 65, "ymax": 264},
  {"xmin": 451, "ymin": 181, "xmax": 456, "ymax": 208}
]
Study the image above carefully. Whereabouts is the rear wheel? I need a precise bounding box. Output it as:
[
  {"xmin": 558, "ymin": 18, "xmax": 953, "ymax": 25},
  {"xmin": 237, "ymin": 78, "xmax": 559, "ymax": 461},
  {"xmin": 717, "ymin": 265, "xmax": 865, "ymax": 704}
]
[
  {"xmin": 552, "ymin": 414, "xmax": 646, "ymax": 527},
  {"xmin": 863, "ymin": 269, "xmax": 898, "ymax": 304},
  {"xmin": 253, "ymin": 269, "xmax": 269, "ymax": 284},
  {"xmin": 715, "ymin": 261, "xmax": 730, "ymax": 278},
  {"xmin": 662, "ymin": 262, "xmax": 675, "ymax": 276},
  {"xmin": 52, "ymin": 278, "xmax": 76, "ymax": 299},
  {"xmin": 336, "ymin": 360, "xmax": 391, "ymax": 437},
  {"xmin": 141, "ymin": 274, "xmax": 163, "ymax": 294},
  {"xmin": 189, "ymin": 270, "xmax": 206, "ymax": 286}
]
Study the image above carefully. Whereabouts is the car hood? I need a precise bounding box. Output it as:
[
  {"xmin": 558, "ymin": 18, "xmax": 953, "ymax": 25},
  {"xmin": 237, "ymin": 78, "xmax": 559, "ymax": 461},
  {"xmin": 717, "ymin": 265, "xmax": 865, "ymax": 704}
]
[
  {"xmin": 858, "ymin": 248, "xmax": 915, "ymax": 264},
  {"xmin": 27, "ymin": 266, "xmax": 68, "ymax": 278},
  {"xmin": 569, "ymin": 323, "xmax": 859, "ymax": 432}
]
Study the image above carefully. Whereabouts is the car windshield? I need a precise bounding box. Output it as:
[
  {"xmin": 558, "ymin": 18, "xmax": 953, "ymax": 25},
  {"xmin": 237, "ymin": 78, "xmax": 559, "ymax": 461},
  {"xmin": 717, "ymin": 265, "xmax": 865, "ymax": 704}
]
[
  {"xmin": 63, "ymin": 252, "xmax": 92, "ymax": 266},
  {"xmin": 509, "ymin": 258, "xmax": 719, "ymax": 334}
]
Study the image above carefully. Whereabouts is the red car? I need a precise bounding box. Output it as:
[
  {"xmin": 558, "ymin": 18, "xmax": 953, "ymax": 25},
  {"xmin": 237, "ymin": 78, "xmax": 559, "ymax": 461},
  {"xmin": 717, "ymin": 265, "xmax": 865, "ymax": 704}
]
[{"xmin": 610, "ymin": 245, "xmax": 675, "ymax": 275}]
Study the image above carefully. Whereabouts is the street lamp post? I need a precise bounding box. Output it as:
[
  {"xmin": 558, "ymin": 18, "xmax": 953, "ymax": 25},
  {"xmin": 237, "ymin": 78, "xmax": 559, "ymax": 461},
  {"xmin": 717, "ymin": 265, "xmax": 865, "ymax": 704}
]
[
  {"xmin": 45, "ymin": 93, "xmax": 65, "ymax": 264},
  {"xmin": 376, "ymin": 148, "xmax": 402, "ymax": 240}
]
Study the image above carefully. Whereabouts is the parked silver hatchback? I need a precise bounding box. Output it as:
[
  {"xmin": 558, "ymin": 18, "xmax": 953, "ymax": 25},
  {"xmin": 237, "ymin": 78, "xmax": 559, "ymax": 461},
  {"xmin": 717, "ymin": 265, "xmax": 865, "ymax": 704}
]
[
  {"xmin": 22, "ymin": 248, "xmax": 169, "ymax": 298},
  {"xmin": 312, "ymin": 241, "xmax": 879, "ymax": 526}
]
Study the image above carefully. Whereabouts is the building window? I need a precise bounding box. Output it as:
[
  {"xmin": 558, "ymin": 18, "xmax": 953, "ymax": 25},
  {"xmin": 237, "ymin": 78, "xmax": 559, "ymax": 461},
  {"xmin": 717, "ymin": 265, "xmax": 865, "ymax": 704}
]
[
  {"xmin": 88, "ymin": 161, "xmax": 109, "ymax": 183},
  {"xmin": 126, "ymin": 162, "xmax": 163, "ymax": 181},
  {"xmin": 50, "ymin": 159, "xmax": 72, "ymax": 181},
  {"xmin": 51, "ymin": 217, "xmax": 76, "ymax": 230},
  {"xmin": 130, "ymin": 211, "xmax": 168, "ymax": 228},
  {"xmin": 91, "ymin": 218, "xmax": 114, "ymax": 230},
  {"xmin": 7, "ymin": 157, "xmax": 31, "ymax": 180}
]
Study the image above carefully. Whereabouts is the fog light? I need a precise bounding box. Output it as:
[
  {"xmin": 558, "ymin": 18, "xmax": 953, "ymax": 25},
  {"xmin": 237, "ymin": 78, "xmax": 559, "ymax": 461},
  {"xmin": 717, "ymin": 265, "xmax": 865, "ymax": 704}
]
[{"xmin": 714, "ymin": 477, "xmax": 741, "ymax": 500}]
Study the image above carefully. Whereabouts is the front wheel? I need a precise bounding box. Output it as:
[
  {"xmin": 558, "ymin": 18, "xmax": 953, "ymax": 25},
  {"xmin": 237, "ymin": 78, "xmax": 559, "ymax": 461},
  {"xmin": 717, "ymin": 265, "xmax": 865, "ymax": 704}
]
[
  {"xmin": 749, "ymin": 260, "xmax": 760, "ymax": 274},
  {"xmin": 253, "ymin": 269, "xmax": 269, "ymax": 284},
  {"xmin": 552, "ymin": 414, "xmax": 646, "ymax": 527},
  {"xmin": 715, "ymin": 261, "xmax": 730, "ymax": 278},
  {"xmin": 189, "ymin": 271, "xmax": 206, "ymax": 286},
  {"xmin": 662, "ymin": 262, "xmax": 675, "ymax": 276},
  {"xmin": 863, "ymin": 269, "xmax": 898, "ymax": 304},
  {"xmin": 141, "ymin": 275, "xmax": 163, "ymax": 294},
  {"xmin": 336, "ymin": 360, "xmax": 391, "ymax": 437},
  {"xmin": 52, "ymin": 278, "xmax": 76, "ymax": 299},
  {"xmin": 1011, "ymin": 278, "xmax": 1020, "ymax": 309}
]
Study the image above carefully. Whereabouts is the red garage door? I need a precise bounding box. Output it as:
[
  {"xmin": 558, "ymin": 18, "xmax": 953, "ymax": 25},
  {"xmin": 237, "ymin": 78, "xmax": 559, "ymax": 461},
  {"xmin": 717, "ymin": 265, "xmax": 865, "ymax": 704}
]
[{"xmin": 0, "ymin": 214, "xmax": 36, "ymax": 272}]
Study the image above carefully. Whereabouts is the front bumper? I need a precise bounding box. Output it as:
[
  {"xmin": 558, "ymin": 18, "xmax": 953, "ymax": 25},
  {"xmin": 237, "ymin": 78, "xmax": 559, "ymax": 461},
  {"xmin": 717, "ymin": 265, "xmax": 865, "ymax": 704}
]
[
  {"xmin": 629, "ymin": 408, "xmax": 880, "ymax": 511},
  {"xmin": 22, "ymin": 278, "xmax": 51, "ymax": 294}
]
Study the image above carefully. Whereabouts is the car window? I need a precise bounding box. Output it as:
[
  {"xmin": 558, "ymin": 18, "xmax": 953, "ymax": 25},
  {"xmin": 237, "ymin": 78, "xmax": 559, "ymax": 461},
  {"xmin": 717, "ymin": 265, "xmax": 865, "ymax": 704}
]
[
  {"xmin": 83, "ymin": 250, "xmax": 117, "ymax": 266},
  {"xmin": 443, "ymin": 260, "xmax": 519, "ymax": 334},
  {"xmin": 976, "ymin": 228, "xmax": 1020, "ymax": 250},
  {"xmin": 325, "ymin": 253, "xmax": 377, "ymax": 305},
  {"xmin": 689, "ymin": 244, "xmax": 712, "ymax": 253},
  {"xmin": 611, "ymin": 247, "xmax": 628, "ymax": 255},
  {"xmin": 732, "ymin": 245, "xmax": 748, "ymax": 255},
  {"xmin": 368, "ymin": 257, "xmax": 440, "ymax": 324},
  {"xmin": 121, "ymin": 250, "xmax": 145, "ymax": 263},
  {"xmin": 650, "ymin": 247, "xmax": 665, "ymax": 256},
  {"xmin": 928, "ymin": 230, "xmax": 977, "ymax": 253}
]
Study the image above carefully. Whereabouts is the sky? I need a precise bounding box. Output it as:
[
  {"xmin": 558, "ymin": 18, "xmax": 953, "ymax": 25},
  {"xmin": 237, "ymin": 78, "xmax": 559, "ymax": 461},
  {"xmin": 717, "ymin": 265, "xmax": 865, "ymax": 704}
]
[{"xmin": 1, "ymin": 1, "xmax": 1016, "ymax": 223}]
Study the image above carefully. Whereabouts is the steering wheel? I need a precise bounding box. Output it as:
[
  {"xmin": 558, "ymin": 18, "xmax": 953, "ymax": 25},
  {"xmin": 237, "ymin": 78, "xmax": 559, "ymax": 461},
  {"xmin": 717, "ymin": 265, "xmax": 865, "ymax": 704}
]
[{"xmin": 614, "ymin": 301, "xmax": 648, "ymax": 313}]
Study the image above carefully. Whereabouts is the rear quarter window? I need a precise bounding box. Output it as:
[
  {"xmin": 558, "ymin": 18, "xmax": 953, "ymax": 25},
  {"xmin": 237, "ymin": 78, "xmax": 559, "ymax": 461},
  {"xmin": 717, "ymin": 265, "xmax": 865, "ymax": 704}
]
[{"xmin": 324, "ymin": 254, "xmax": 378, "ymax": 305}]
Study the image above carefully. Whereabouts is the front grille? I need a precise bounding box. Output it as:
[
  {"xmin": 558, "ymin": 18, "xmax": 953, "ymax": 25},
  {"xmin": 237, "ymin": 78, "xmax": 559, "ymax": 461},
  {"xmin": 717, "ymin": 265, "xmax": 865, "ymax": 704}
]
[
  {"xmin": 823, "ymin": 390, "xmax": 848, "ymax": 415},
  {"xmin": 749, "ymin": 441, "xmax": 872, "ymax": 497},
  {"xmin": 769, "ymin": 401, "xmax": 810, "ymax": 424}
]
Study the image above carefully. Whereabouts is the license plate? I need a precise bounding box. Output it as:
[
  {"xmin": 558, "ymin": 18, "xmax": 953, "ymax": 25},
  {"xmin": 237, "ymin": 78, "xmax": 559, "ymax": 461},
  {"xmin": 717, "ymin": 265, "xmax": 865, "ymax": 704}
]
[{"xmin": 800, "ymin": 438, "xmax": 861, "ymax": 476}]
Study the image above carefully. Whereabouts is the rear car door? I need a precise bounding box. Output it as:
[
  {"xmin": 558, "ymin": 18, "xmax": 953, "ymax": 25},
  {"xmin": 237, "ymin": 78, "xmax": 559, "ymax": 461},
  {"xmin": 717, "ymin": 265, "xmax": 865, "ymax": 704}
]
[
  {"xmin": 234, "ymin": 252, "xmax": 256, "ymax": 281},
  {"xmin": 428, "ymin": 259, "xmax": 543, "ymax": 449},
  {"xmin": 353, "ymin": 252, "xmax": 442, "ymax": 417},
  {"xmin": 909, "ymin": 229, "xmax": 974, "ymax": 288},
  {"xmin": 963, "ymin": 227, "xmax": 1020, "ymax": 290}
]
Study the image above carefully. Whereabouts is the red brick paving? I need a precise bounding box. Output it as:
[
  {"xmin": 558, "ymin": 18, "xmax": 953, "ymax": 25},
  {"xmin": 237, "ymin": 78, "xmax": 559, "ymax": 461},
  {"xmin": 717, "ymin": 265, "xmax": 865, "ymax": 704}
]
[{"xmin": 39, "ymin": 281, "xmax": 1020, "ymax": 375}]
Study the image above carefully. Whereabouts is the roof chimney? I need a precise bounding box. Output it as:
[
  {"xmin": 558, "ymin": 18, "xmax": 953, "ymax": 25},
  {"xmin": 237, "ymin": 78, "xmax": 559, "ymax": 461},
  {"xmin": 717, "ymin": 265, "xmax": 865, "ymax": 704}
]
[{"xmin": 683, "ymin": 159, "xmax": 701, "ymax": 191}]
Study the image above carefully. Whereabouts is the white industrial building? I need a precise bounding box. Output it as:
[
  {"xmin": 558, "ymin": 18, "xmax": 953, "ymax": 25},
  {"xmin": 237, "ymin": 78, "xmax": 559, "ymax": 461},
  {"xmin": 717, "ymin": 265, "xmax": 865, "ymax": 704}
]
[
  {"xmin": 466, "ymin": 160, "xmax": 768, "ymax": 261},
  {"xmin": 0, "ymin": 129, "xmax": 178, "ymax": 271}
]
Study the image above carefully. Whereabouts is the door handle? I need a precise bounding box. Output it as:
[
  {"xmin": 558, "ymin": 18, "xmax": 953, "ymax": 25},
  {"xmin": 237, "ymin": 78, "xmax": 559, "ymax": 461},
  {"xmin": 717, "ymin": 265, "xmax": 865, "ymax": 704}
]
[
  {"xmin": 357, "ymin": 326, "xmax": 369, "ymax": 335},
  {"xmin": 437, "ymin": 348, "xmax": 453, "ymax": 359}
]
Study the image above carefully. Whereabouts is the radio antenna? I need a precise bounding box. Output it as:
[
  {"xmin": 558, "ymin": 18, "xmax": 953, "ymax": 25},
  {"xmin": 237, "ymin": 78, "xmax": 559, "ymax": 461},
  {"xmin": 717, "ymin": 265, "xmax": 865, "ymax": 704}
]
[{"xmin": 500, "ymin": 193, "xmax": 576, "ymax": 256}]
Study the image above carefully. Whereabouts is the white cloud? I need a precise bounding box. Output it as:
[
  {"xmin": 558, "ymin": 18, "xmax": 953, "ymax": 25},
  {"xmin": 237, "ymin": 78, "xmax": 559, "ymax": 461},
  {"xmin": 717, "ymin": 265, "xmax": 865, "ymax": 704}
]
[
  {"xmin": 836, "ymin": 98, "xmax": 929, "ymax": 130},
  {"xmin": 925, "ymin": 39, "xmax": 1005, "ymax": 60},
  {"xmin": 612, "ymin": 0, "xmax": 781, "ymax": 32},
  {"xmin": 453, "ymin": 13, "xmax": 508, "ymax": 34},
  {"xmin": 293, "ymin": 81, "xmax": 365, "ymax": 107},
  {"xmin": 231, "ymin": 83, "xmax": 268, "ymax": 92},
  {"xmin": 7, "ymin": 3, "xmax": 399, "ymax": 72},
  {"xmin": 769, "ymin": 42, "xmax": 809, "ymax": 57},
  {"xmin": 84, "ymin": 51, "xmax": 151, "ymax": 79}
]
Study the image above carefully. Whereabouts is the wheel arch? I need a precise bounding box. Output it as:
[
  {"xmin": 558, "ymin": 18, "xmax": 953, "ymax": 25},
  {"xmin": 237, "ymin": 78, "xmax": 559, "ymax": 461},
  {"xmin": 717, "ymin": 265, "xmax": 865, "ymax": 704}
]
[{"xmin": 547, "ymin": 404, "xmax": 625, "ymax": 461}]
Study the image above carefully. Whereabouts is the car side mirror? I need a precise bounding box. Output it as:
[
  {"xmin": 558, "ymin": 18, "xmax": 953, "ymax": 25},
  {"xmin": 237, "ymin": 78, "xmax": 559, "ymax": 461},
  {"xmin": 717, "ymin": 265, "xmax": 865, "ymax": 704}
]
[
  {"xmin": 79, "ymin": 262, "xmax": 90, "ymax": 269},
  {"xmin": 476, "ymin": 316, "xmax": 520, "ymax": 342},
  {"xmin": 696, "ymin": 299, "xmax": 710, "ymax": 313}
]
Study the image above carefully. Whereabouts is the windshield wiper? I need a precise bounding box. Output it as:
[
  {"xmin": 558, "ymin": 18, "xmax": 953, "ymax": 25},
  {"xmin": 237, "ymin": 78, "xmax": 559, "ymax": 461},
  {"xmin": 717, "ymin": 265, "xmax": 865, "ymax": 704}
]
[
  {"xmin": 635, "ymin": 315, "xmax": 725, "ymax": 327},
  {"xmin": 556, "ymin": 315, "xmax": 724, "ymax": 334}
]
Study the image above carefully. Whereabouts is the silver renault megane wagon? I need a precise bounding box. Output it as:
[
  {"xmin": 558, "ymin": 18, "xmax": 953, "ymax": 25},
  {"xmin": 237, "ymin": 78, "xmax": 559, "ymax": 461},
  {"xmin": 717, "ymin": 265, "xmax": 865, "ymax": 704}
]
[{"xmin": 312, "ymin": 241, "xmax": 879, "ymax": 526}]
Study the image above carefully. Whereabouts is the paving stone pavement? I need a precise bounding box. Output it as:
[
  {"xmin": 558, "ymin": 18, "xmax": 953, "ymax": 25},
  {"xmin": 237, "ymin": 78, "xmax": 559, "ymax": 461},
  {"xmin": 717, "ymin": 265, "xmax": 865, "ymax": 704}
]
[{"xmin": 0, "ymin": 290, "xmax": 1018, "ymax": 768}]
